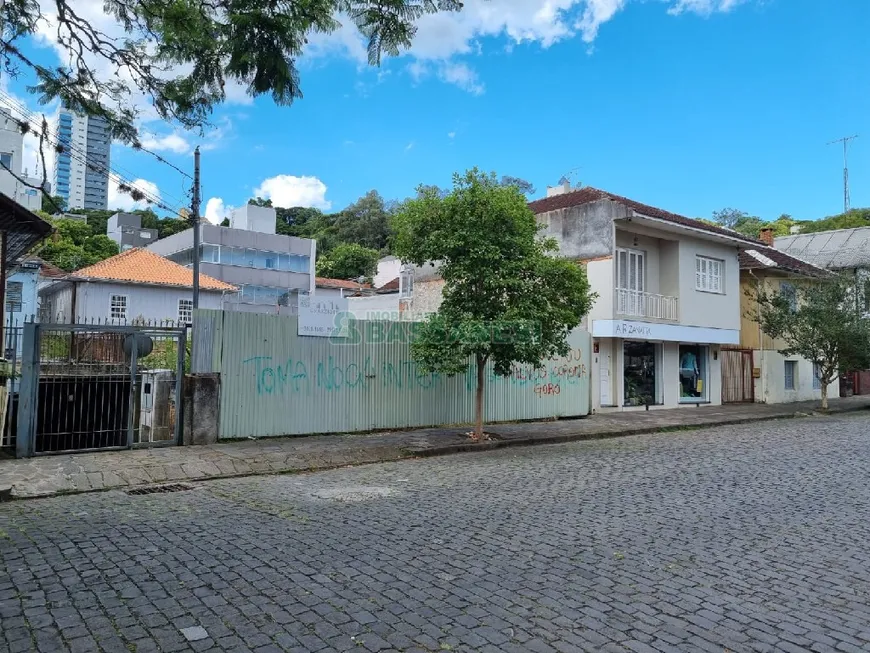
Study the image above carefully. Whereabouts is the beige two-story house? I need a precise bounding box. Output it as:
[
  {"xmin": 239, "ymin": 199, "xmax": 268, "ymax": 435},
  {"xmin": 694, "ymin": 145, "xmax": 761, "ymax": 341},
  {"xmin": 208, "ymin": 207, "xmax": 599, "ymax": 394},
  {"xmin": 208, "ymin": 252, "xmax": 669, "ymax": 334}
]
[{"xmin": 530, "ymin": 185, "xmax": 759, "ymax": 411}]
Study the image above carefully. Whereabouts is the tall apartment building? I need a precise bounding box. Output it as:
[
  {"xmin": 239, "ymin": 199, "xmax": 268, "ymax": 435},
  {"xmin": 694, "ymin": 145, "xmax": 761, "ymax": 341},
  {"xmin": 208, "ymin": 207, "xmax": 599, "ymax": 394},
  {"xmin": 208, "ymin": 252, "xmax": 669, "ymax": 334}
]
[
  {"xmin": 53, "ymin": 109, "xmax": 111, "ymax": 210},
  {"xmin": 0, "ymin": 107, "xmax": 46, "ymax": 211}
]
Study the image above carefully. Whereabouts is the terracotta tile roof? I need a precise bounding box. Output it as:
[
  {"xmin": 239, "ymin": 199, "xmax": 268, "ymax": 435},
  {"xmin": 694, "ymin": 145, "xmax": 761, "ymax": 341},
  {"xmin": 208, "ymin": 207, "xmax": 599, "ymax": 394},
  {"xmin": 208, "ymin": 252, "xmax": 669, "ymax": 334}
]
[
  {"xmin": 528, "ymin": 187, "xmax": 763, "ymax": 245},
  {"xmin": 738, "ymin": 244, "xmax": 830, "ymax": 277},
  {"xmin": 70, "ymin": 248, "xmax": 236, "ymax": 291},
  {"xmin": 315, "ymin": 276, "xmax": 371, "ymax": 290},
  {"xmin": 377, "ymin": 277, "xmax": 400, "ymax": 292}
]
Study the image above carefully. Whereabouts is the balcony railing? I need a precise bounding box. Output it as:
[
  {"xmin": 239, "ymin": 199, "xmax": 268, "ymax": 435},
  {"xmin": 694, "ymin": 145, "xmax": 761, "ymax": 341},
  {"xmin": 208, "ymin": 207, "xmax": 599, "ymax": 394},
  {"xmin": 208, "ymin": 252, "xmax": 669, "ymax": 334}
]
[{"xmin": 615, "ymin": 289, "xmax": 679, "ymax": 321}]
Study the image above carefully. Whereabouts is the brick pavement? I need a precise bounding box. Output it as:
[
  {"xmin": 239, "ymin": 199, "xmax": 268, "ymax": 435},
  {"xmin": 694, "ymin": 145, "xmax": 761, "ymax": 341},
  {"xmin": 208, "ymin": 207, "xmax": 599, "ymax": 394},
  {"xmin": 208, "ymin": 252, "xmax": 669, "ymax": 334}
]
[
  {"xmin": 1, "ymin": 396, "xmax": 868, "ymax": 499},
  {"xmin": 3, "ymin": 413, "xmax": 870, "ymax": 652}
]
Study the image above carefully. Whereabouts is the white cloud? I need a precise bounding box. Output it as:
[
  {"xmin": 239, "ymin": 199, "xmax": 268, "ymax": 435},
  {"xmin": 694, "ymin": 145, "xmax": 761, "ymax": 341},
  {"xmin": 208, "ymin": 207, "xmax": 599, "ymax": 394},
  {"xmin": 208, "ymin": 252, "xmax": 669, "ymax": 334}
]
[
  {"xmin": 310, "ymin": 0, "xmax": 755, "ymax": 95},
  {"xmin": 205, "ymin": 197, "xmax": 233, "ymax": 225},
  {"xmin": 575, "ymin": 0, "xmax": 627, "ymax": 43},
  {"xmin": 438, "ymin": 62, "xmax": 485, "ymax": 95},
  {"xmin": 667, "ymin": 0, "xmax": 748, "ymax": 16},
  {"xmin": 405, "ymin": 141, "xmax": 415, "ymax": 152},
  {"xmin": 304, "ymin": 15, "xmax": 369, "ymax": 63},
  {"xmin": 448, "ymin": 131, "xmax": 456, "ymax": 139},
  {"xmin": 109, "ymin": 177, "xmax": 161, "ymax": 211},
  {"xmin": 140, "ymin": 131, "xmax": 191, "ymax": 154},
  {"xmin": 199, "ymin": 116, "xmax": 234, "ymax": 151},
  {"xmin": 253, "ymin": 175, "xmax": 331, "ymax": 209}
]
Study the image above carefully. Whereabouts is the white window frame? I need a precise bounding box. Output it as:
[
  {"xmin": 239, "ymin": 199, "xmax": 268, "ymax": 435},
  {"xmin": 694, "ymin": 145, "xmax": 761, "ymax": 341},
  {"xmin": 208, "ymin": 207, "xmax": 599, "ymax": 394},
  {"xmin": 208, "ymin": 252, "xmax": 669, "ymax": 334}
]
[
  {"xmin": 812, "ymin": 362, "xmax": 822, "ymax": 390},
  {"xmin": 784, "ymin": 360, "xmax": 797, "ymax": 391},
  {"xmin": 695, "ymin": 256, "xmax": 724, "ymax": 294},
  {"xmin": 178, "ymin": 298, "xmax": 193, "ymax": 325},
  {"xmin": 615, "ymin": 247, "xmax": 645, "ymax": 292},
  {"xmin": 109, "ymin": 294, "xmax": 128, "ymax": 320}
]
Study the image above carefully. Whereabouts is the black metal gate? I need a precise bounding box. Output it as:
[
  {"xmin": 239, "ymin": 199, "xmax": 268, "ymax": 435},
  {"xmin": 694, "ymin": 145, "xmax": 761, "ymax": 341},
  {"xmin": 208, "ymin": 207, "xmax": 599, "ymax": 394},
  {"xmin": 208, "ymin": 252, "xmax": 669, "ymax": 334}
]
[
  {"xmin": 16, "ymin": 323, "xmax": 186, "ymax": 457},
  {"xmin": 721, "ymin": 348, "xmax": 754, "ymax": 403}
]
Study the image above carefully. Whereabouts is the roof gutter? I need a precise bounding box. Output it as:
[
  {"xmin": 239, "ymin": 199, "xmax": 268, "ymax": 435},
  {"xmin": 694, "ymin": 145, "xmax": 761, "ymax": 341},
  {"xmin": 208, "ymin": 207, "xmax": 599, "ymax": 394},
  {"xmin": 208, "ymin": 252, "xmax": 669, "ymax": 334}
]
[{"xmin": 629, "ymin": 212, "xmax": 760, "ymax": 248}]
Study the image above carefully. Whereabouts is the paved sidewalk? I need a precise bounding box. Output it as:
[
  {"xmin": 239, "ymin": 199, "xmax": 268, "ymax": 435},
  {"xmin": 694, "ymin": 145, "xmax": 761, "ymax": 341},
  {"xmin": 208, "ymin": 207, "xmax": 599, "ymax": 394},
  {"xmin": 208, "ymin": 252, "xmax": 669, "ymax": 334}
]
[{"xmin": 2, "ymin": 396, "xmax": 868, "ymax": 499}]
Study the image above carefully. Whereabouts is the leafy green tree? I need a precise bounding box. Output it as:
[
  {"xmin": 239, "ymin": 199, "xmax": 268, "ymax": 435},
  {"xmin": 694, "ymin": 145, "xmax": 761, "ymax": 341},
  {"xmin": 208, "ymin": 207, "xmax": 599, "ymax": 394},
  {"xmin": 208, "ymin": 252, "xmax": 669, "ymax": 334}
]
[
  {"xmin": 393, "ymin": 169, "xmax": 596, "ymax": 440},
  {"xmin": 315, "ymin": 243, "xmax": 379, "ymax": 280},
  {"xmin": 750, "ymin": 275, "xmax": 870, "ymax": 410},
  {"xmin": 795, "ymin": 208, "xmax": 870, "ymax": 234},
  {"xmin": 499, "ymin": 176, "xmax": 536, "ymax": 196},
  {"xmin": 333, "ymin": 190, "xmax": 392, "ymax": 252},
  {"xmin": 2, "ymin": 0, "xmax": 462, "ymax": 150},
  {"xmin": 41, "ymin": 194, "xmax": 67, "ymax": 214},
  {"xmin": 275, "ymin": 206, "xmax": 323, "ymax": 237},
  {"xmin": 82, "ymin": 235, "xmax": 121, "ymax": 261},
  {"xmin": 35, "ymin": 218, "xmax": 119, "ymax": 271}
]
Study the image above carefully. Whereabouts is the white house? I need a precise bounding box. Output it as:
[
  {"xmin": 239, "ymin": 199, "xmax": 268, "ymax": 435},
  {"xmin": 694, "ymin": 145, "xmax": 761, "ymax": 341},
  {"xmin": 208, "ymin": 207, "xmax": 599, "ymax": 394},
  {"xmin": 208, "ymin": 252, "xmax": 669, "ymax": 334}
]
[
  {"xmin": 529, "ymin": 184, "xmax": 760, "ymax": 411},
  {"xmin": 39, "ymin": 248, "xmax": 236, "ymax": 325}
]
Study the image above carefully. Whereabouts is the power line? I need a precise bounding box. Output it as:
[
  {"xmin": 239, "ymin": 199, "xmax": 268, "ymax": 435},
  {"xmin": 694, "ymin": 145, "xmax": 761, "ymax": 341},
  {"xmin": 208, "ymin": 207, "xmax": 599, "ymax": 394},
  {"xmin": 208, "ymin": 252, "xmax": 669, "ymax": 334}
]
[
  {"xmin": 827, "ymin": 134, "xmax": 858, "ymax": 213},
  {"xmin": 0, "ymin": 91, "xmax": 190, "ymax": 213}
]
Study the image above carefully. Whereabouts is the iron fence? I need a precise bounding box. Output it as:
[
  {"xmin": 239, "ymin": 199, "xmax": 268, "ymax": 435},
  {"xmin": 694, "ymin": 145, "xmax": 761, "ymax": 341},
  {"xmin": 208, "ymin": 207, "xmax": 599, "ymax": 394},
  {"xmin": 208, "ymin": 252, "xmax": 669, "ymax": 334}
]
[{"xmin": 14, "ymin": 321, "xmax": 187, "ymax": 457}]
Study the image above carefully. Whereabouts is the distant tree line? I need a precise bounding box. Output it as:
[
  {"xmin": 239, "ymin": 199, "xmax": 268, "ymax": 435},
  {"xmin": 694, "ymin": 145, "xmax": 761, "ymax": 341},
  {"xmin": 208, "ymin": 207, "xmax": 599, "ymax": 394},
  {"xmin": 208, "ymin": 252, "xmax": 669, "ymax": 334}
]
[{"xmin": 708, "ymin": 207, "xmax": 870, "ymax": 240}]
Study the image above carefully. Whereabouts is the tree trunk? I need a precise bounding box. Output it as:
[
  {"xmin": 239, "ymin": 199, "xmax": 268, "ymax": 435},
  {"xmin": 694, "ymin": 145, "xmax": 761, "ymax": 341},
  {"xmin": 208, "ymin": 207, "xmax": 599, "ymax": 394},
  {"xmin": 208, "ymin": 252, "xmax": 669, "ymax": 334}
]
[
  {"xmin": 820, "ymin": 379, "xmax": 829, "ymax": 411},
  {"xmin": 474, "ymin": 354, "xmax": 486, "ymax": 440}
]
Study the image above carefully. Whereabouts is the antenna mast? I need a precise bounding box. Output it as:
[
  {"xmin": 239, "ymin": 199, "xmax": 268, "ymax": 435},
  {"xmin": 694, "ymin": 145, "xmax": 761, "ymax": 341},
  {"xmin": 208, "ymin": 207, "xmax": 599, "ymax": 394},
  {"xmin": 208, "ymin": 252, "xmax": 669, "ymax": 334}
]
[{"xmin": 828, "ymin": 135, "xmax": 858, "ymax": 213}]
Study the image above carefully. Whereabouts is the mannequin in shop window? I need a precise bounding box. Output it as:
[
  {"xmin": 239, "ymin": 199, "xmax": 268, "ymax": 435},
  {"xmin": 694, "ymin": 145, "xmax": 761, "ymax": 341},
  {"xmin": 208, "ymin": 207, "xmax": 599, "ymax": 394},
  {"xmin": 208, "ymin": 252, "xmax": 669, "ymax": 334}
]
[{"xmin": 680, "ymin": 348, "xmax": 702, "ymax": 398}]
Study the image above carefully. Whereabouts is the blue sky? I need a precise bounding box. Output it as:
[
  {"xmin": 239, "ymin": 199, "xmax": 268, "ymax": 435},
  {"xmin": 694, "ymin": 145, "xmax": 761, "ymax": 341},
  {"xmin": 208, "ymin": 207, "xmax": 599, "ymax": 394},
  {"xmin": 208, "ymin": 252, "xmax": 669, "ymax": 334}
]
[{"xmin": 5, "ymin": 0, "xmax": 869, "ymax": 223}]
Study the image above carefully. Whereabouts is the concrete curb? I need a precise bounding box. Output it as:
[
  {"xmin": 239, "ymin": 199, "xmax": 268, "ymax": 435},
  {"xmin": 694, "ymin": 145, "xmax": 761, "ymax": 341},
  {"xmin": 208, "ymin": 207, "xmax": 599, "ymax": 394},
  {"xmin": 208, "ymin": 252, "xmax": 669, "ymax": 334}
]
[
  {"xmin": 404, "ymin": 412, "xmax": 850, "ymax": 457},
  {"xmin": 5, "ymin": 404, "xmax": 868, "ymax": 501}
]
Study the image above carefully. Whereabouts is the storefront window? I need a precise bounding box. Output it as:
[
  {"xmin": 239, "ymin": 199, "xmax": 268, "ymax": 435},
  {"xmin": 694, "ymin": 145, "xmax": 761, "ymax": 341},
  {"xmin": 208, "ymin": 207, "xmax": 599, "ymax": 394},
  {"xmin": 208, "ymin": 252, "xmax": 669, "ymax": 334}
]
[
  {"xmin": 624, "ymin": 342, "xmax": 658, "ymax": 406},
  {"xmin": 679, "ymin": 344, "xmax": 708, "ymax": 402}
]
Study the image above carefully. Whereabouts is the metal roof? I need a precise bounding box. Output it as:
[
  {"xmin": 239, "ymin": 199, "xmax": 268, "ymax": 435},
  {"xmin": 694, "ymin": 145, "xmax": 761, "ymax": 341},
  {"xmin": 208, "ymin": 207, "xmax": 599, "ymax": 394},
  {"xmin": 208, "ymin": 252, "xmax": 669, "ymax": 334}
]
[
  {"xmin": 774, "ymin": 227, "xmax": 870, "ymax": 270},
  {"xmin": 0, "ymin": 193, "xmax": 53, "ymax": 261}
]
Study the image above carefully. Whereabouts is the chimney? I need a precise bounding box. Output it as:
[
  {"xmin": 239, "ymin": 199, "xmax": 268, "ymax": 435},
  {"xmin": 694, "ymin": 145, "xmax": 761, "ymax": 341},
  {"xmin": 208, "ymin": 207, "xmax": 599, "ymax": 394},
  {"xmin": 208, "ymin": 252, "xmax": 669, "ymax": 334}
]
[
  {"xmin": 759, "ymin": 227, "xmax": 774, "ymax": 247},
  {"xmin": 546, "ymin": 182, "xmax": 572, "ymax": 198}
]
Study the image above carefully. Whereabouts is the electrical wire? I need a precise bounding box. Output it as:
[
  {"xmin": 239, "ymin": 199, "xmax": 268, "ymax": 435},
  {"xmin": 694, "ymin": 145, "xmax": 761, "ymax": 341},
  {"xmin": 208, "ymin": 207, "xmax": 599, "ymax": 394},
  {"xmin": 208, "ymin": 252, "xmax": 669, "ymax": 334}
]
[{"xmin": 0, "ymin": 91, "xmax": 191, "ymax": 215}]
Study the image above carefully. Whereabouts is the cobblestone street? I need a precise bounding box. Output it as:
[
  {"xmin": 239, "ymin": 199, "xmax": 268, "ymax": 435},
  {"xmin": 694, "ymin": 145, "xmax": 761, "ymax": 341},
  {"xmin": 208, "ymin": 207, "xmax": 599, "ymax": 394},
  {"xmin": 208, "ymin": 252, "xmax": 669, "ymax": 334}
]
[{"xmin": 3, "ymin": 413, "xmax": 870, "ymax": 653}]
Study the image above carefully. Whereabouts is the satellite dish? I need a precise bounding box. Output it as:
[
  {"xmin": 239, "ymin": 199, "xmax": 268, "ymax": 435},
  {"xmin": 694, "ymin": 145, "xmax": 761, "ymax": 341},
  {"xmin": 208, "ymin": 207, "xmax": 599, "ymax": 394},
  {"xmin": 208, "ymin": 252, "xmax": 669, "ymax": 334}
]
[{"xmin": 123, "ymin": 333, "xmax": 154, "ymax": 358}]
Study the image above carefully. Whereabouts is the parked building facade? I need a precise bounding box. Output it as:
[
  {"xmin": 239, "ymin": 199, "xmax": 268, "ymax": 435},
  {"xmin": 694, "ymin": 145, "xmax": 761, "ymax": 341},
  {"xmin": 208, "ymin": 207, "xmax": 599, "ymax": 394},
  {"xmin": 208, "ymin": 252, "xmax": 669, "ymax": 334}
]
[
  {"xmin": 774, "ymin": 226, "xmax": 870, "ymax": 395},
  {"xmin": 147, "ymin": 205, "xmax": 316, "ymax": 314},
  {"xmin": 107, "ymin": 213, "xmax": 159, "ymax": 250},
  {"xmin": 734, "ymin": 236, "xmax": 838, "ymax": 404},
  {"xmin": 0, "ymin": 108, "xmax": 46, "ymax": 211},
  {"xmin": 52, "ymin": 109, "xmax": 111, "ymax": 210},
  {"xmin": 39, "ymin": 248, "xmax": 235, "ymax": 324},
  {"xmin": 529, "ymin": 185, "xmax": 759, "ymax": 411}
]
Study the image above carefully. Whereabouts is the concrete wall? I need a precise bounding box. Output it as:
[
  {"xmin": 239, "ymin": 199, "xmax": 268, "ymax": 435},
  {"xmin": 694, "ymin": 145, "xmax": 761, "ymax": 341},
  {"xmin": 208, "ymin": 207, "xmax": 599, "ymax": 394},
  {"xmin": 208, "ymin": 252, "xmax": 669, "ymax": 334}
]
[
  {"xmin": 374, "ymin": 257, "xmax": 401, "ymax": 288},
  {"xmin": 537, "ymin": 199, "xmax": 623, "ymax": 260},
  {"xmin": 230, "ymin": 205, "xmax": 277, "ymax": 235},
  {"xmin": 659, "ymin": 240, "xmax": 680, "ymax": 298},
  {"xmin": 405, "ymin": 278, "xmax": 444, "ymax": 318},
  {"xmin": 183, "ymin": 373, "xmax": 220, "ymax": 445},
  {"xmin": 586, "ymin": 258, "xmax": 613, "ymax": 323},
  {"xmin": 41, "ymin": 282, "xmax": 225, "ymax": 323},
  {"xmin": 348, "ymin": 293, "xmax": 401, "ymax": 320},
  {"xmin": 754, "ymin": 349, "xmax": 839, "ymax": 404},
  {"xmin": 678, "ymin": 238, "xmax": 740, "ymax": 330}
]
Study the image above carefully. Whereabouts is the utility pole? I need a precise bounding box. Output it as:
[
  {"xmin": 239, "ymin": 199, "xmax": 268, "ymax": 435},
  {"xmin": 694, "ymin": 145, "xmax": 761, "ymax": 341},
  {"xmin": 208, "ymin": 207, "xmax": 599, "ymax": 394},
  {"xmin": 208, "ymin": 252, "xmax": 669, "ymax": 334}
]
[
  {"xmin": 192, "ymin": 146, "xmax": 201, "ymax": 309},
  {"xmin": 828, "ymin": 135, "xmax": 858, "ymax": 213}
]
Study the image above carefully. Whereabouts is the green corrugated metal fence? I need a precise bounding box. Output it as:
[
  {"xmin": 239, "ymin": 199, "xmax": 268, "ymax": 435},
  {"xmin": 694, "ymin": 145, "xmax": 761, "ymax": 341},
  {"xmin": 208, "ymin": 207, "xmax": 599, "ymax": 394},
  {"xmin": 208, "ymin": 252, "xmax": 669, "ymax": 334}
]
[{"xmin": 194, "ymin": 310, "xmax": 591, "ymax": 439}]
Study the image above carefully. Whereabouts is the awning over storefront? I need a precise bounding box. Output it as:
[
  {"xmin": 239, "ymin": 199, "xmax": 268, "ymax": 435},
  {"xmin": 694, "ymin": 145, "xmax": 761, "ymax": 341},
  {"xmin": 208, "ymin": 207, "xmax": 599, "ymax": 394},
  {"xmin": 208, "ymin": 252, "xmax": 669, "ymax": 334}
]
[
  {"xmin": 592, "ymin": 319, "xmax": 739, "ymax": 345},
  {"xmin": 0, "ymin": 193, "xmax": 53, "ymax": 261}
]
